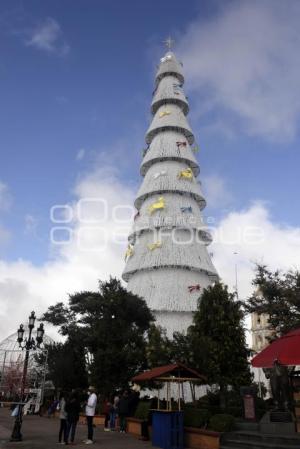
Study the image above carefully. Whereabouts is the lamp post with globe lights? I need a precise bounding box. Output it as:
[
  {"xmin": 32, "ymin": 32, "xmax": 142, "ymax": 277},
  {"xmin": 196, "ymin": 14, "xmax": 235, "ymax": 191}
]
[{"xmin": 10, "ymin": 311, "xmax": 45, "ymax": 442}]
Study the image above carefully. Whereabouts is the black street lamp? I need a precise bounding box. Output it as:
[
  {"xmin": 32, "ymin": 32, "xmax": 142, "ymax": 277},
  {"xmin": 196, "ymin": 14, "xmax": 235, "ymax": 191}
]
[{"xmin": 10, "ymin": 311, "xmax": 45, "ymax": 442}]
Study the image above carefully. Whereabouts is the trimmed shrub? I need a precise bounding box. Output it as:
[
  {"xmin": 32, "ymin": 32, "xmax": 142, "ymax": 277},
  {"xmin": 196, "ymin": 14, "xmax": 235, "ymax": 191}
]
[
  {"xmin": 209, "ymin": 414, "xmax": 235, "ymax": 432},
  {"xmin": 184, "ymin": 408, "xmax": 210, "ymax": 428},
  {"xmin": 134, "ymin": 401, "xmax": 151, "ymax": 421},
  {"xmin": 226, "ymin": 406, "xmax": 243, "ymax": 417}
]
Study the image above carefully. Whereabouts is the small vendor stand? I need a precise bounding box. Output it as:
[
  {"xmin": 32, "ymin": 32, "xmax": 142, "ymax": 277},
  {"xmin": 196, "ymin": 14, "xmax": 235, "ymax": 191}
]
[{"xmin": 132, "ymin": 362, "xmax": 206, "ymax": 449}]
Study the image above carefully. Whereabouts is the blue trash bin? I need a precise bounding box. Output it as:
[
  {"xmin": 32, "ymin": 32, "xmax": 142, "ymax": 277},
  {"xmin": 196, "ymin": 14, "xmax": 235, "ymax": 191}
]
[{"xmin": 152, "ymin": 410, "xmax": 184, "ymax": 449}]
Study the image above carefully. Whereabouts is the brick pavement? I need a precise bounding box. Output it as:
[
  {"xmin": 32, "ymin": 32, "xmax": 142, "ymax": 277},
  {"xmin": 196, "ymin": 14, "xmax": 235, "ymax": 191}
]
[{"xmin": 0, "ymin": 409, "xmax": 158, "ymax": 449}]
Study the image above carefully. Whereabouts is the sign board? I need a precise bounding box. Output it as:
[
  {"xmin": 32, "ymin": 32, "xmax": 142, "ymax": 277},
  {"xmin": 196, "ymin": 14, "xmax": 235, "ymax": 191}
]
[{"xmin": 243, "ymin": 394, "xmax": 256, "ymax": 420}]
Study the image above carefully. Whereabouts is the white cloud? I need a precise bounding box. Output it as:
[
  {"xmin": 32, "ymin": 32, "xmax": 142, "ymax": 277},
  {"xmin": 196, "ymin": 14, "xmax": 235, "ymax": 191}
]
[
  {"xmin": 178, "ymin": 0, "xmax": 300, "ymax": 141},
  {"xmin": 202, "ymin": 174, "xmax": 233, "ymax": 209},
  {"xmin": 0, "ymin": 165, "xmax": 134, "ymax": 340},
  {"xmin": 0, "ymin": 166, "xmax": 299, "ymax": 342},
  {"xmin": 212, "ymin": 202, "xmax": 300, "ymax": 299},
  {"xmin": 76, "ymin": 148, "xmax": 86, "ymax": 161},
  {"xmin": 24, "ymin": 214, "xmax": 39, "ymax": 236},
  {"xmin": 26, "ymin": 17, "xmax": 70, "ymax": 55}
]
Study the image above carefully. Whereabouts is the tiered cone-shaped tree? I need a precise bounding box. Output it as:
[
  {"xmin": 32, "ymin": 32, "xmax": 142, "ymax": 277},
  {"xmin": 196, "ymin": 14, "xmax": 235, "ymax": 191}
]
[{"xmin": 122, "ymin": 49, "xmax": 219, "ymax": 336}]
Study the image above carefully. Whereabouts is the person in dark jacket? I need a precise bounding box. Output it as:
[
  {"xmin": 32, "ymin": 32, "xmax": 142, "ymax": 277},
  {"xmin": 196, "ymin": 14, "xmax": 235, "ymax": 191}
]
[
  {"xmin": 128, "ymin": 391, "xmax": 140, "ymax": 417},
  {"xmin": 65, "ymin": 390, "xmax": 81, "ymax": 444},
  {"xmin": 118, "ymin": 390, "xmax": 129, "ymax": 433}
]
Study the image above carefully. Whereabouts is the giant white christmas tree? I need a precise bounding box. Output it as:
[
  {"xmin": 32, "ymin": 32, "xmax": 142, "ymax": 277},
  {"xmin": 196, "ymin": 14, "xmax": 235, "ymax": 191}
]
[{"xmin": 122, "ymin": 42, "xmax": 218, "ymax": 335}]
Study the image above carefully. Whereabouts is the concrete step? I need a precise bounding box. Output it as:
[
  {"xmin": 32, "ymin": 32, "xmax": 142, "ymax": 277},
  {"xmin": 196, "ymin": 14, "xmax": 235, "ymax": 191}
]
[
  {"xmin": 235, "ymin": 421, "xmax": 259, "ymax": 432},
  {"xmin": 221, "ymin": 431, "xmax": 300, "ymax": 449},
  {"xmin": 220, "ymin": 438, "xmax": 300, "ymax": 449}
]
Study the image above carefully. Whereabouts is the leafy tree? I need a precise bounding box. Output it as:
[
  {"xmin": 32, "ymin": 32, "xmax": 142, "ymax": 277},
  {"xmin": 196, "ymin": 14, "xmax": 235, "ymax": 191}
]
[
  {"xmin": 188, "ymin": 283, "xmax": 252, "ymax": 408},
  {"xmin": 41, "ymin": 277, "xmax": 154, "ymax": 395},
  {"xmin": 246, "ymin": 264, "xmax": 300, "ymax": 336},
  {"xmin": 42, "ymin": 342, "xmax": 88, "ymax": 391},
  {"xmin": 170, "ymin": 332, "xmax": 194, "ymax": 366},
  {"xmin": 146, "ymin": 325, "xmax": 172, "ymax": 368}
]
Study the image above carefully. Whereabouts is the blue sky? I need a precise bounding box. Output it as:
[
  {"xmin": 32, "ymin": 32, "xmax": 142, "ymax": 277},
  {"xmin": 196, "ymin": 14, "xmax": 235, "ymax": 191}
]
[
  {"xmin": 0, "ymin": 0, "xmax": 207, "ymax": 262},
  {"xmin": 0, "ymin": 0, "xmax": 300, "ymax": 337}
]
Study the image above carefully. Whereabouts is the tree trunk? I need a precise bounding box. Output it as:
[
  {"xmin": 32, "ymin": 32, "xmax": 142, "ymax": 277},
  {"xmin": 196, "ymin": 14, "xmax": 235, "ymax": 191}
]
[{"xmin": 219, "ymin": 384, "xmax": 227, "ymax": 410}]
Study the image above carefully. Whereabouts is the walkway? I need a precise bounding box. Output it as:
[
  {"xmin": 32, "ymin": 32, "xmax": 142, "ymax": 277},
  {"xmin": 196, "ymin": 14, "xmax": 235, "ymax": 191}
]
[{"xmin": 0, "ymin": 409, "xmax": 158, "ymax": 449}]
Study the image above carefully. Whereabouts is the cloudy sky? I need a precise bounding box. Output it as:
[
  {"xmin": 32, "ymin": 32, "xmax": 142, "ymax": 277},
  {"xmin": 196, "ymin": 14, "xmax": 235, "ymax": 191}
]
[{"xmin": 0, "ymin": 0, "xmax": 300, "ymax": 340}]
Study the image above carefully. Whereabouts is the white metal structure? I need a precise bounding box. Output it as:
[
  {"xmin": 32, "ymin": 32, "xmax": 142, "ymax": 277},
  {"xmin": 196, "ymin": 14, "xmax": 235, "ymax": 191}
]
[
  {"xmin": 122, "ymin": 51, "xmax": 218, "ymax": 335},
  {"xmin": 0, "ymin": 328, "xmax": 52, "ymax": 411}
]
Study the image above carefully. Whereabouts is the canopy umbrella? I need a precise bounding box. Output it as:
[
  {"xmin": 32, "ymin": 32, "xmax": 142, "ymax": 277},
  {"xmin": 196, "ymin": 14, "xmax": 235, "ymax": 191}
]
[{"xmin": 251, "ymin": 328, "xmax": 300, "ymax": 368}]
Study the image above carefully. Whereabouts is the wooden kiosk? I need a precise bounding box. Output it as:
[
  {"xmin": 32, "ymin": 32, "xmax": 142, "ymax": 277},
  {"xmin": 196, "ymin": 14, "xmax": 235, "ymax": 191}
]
[{"xmin": 132, "ymin": 362, "xmax": 206, "ymax": 449}]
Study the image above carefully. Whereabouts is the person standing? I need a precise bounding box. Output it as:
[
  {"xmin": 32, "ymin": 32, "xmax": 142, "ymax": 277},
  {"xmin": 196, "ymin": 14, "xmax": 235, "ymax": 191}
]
[
  {"xmin": 103, "ymin": 397, "xmax": 111, "ymax": 431},
  {"xmin": 118, "ymin": 390, "xmax": 129, "ymax": 433},
  {"xmin": 65, "ymin": 390, "xmax": 81, "ymax": 445},
  {"xmin": 58, "ymin": 392, "xmax": 68, "ymax": 444},
  {"xmin": 109, "ymin": 393, "xmax": 119, "ymax": 431},
  {"xmin": 85, "ymin": 386, "xmax": 97, "ymax": 444}
]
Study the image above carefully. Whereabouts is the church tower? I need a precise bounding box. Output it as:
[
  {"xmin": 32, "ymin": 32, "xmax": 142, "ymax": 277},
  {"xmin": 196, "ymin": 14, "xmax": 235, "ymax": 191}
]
[{"xmin": 122, "ymin": 42, "xmax": 218, "ymax": 335}]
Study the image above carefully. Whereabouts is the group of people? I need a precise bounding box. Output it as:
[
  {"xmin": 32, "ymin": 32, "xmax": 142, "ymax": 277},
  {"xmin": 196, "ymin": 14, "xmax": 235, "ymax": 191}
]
[
  {"xmin": 56, "ymin": 386, "xmax": 139, "ymax": 445},
  {"xmin": 58, "ymin": 385, "xmax": 97, "ymax": 445},
  {"xmin": 103, "ymin": 389, "xmax": 139, "ymax": 433}
]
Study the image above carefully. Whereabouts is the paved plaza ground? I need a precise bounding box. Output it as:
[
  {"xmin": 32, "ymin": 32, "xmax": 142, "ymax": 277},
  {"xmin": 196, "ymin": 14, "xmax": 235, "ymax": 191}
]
[{"xmin": 0, "ymin": 409, "xmax": 159, "ymax": 449}]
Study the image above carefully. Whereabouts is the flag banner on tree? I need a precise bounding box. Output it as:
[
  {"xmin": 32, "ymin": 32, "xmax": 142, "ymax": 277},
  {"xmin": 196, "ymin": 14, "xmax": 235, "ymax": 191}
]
[
  {"xmin": 173, "ymin": 83, "xmax": 182, "ymax": 95},
  {"xmin": 178, "ymin": 168, "xmax": 193, "ymax": 180},
  {"xmin": 148, "ymin": 197, "xmax": 165, "ymax": 214},
  {"xmin": 147, "ymin": 241, "xmax": 162, "ymax": 251},
  {"xmin": 124, "ymin": 244, "xmax": 134, "ymax": 261},
  {"xmin": 159, "ymin": 110, "xmax": 171, "ymax": 118},
  {"xmin": 176, "ymin": 141, "xmax": 187, "ymax": 148},
  {"xmin": 153, "ymin": 170, "xmax": 167, "ymax": 180},
  {"xmin": 188, "ymin": 284, "xmax": 201, "ymax": 293},
  {"xmin": 181, "ymin": 206, "xmax": 193, "ymax": 213}
]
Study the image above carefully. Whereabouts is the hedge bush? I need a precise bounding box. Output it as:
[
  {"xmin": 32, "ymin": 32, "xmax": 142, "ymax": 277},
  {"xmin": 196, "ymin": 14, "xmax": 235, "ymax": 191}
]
[
  {"xmin": 134, "ymin": 401, "xmax": 152, "ymax": 421},
  {"xmin": 226, "ymin": 406, "xmax": 243, "ymax": 417},
  {"xmin": 209, "ymin": 414, "xmax": 235, "ymax": 432},
  {"xmin": 184, "ymin": 408, "xmax": 210, "ymax": 428}
]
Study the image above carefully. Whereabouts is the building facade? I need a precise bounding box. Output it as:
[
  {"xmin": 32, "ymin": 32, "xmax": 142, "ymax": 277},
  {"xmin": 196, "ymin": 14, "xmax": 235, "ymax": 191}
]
[{"xmin": 251, "ymin": 312, "xmax": 272, "ymax": 352}]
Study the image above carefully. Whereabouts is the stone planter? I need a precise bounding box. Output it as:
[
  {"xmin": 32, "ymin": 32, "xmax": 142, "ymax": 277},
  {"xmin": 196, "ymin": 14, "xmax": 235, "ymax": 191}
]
[
  {"xmin": 127, "ymin": 417, "xmax": 145, "ymax": 436},
  {"xmin": 127, "ymin": 417, "xmax": 153, "ymax": 439},
  {"xmin": 184, "ymin": 427, "xmax": 220, "ymax": 449}
]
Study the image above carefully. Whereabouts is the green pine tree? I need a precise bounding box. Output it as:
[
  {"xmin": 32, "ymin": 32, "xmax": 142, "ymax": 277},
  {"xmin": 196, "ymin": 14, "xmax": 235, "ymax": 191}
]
[{"xmin": 188, "ymin": 283, "xmax": 252, "ymax": 408}]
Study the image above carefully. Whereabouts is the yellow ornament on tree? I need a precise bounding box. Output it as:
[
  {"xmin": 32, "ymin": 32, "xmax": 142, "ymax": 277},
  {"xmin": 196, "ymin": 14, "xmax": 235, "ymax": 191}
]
[
  {"xmin": 147, "ymin": 241, "xmax": 162, "ymax": 251},
  {"xmin": 178, "ymin": 168, "xmax": 193, "ymax": 180},
  {"xmin": 148, "ymin": 197, "xmax": 165, "ymax": 214},
  {"xmin": 159, "ymin": 110, "xmax": 171, "ymax": 118}
]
